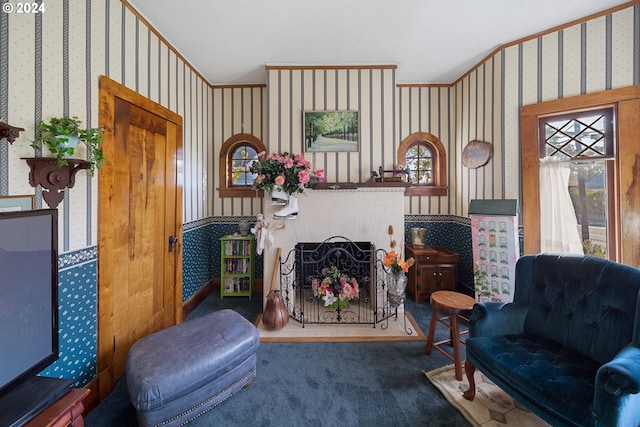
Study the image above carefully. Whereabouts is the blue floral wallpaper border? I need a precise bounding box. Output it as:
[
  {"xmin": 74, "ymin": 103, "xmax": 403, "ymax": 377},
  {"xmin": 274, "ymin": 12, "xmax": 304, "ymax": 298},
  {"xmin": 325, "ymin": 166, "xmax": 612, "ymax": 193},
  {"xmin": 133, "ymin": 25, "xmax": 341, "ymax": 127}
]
[
  {"xmin": 40, "ymin": 247, "xmax": 98, "ymax": 387},
  {"xmin": 40, "ymin": 214, "xmax": 478, "ymax": 387},
  {"xmin": 404, "ymin": 215, "xmax": 474, "ymax": 294},
  {"xmin": 182, "ymin": 215, "xmax": 264, "ymax": 302}
]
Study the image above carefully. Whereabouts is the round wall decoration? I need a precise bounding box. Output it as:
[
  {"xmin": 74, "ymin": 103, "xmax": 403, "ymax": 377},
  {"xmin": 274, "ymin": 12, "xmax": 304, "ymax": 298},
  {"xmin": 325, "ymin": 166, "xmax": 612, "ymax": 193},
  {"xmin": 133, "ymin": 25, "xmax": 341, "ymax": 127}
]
[{"xmin": 462, "ymin": 140, "xmax": 493, "ymax": 168}]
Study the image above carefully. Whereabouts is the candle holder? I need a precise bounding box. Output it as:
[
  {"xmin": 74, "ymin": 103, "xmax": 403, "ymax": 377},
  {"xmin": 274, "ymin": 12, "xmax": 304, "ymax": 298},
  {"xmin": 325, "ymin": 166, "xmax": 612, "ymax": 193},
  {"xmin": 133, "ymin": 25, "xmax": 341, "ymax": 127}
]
[{"xmin": 410, "ymin": 227, "xmax": 427, "ymax": 247}]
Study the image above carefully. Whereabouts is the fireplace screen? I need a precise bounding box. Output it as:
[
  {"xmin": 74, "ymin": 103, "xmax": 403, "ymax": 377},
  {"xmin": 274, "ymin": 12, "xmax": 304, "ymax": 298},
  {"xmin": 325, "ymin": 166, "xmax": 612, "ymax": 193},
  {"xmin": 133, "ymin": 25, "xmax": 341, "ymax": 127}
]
[{"xmin": 278, "ymin": 236, "xmax": 406, "ymax": 327}]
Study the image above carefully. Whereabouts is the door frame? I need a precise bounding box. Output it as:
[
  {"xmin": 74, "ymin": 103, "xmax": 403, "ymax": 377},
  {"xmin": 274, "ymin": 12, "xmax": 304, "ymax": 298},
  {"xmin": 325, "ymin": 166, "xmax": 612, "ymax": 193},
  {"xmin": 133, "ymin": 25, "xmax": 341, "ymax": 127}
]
[{"xmin": 96, "ymin": 75, "xmax": 183, "ymax": 399}]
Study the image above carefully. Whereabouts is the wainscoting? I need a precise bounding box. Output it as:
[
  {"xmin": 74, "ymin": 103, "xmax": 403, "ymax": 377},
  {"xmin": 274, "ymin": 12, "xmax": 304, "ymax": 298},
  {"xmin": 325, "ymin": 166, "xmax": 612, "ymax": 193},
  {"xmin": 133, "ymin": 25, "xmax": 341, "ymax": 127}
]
[
  {"xmin": 183, "ymin": 214, "xmax": 475, "ymax": 302},
  {"xmin": 46, "ymin": 214, "xmax": 474, "ymax": 391}
]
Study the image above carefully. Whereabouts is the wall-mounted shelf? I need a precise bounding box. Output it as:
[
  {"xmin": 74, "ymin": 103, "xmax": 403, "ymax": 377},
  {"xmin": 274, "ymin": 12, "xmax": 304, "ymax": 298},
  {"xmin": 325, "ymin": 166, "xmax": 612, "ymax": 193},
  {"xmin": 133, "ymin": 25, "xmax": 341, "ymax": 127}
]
[
  {"xmin": 0, "ymin": 121, "xmax": 24, "ymax": 143},
  {"xmin": 22, "ymin": 157, "xmax": 90, "ymax": 208}
]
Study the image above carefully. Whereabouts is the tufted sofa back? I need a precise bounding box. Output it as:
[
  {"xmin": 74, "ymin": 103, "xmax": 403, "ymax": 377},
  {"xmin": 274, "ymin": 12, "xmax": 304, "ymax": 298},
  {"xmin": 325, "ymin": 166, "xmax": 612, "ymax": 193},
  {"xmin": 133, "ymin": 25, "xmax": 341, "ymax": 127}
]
[{"xmin": 514, "ymin": 254, "xmax": 640, "ymax": 364}]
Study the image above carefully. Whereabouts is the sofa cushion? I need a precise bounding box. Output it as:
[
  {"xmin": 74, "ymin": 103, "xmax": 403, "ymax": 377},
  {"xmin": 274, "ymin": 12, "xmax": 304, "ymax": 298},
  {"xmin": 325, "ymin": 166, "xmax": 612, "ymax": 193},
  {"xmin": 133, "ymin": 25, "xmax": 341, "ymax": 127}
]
[
  {"xmin": 467, "ymin": 333, "xmax": 600, "ymax": 427},
  {"xmin": 520, "ymin": 254, "xmax": 640, "ymax": 364}
]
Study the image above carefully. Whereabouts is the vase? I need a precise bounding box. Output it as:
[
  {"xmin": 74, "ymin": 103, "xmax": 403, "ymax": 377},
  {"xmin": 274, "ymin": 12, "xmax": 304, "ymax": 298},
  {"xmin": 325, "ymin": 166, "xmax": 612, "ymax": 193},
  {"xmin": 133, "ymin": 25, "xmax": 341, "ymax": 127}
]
[
  {"xmin": 238, "ymin": 220, "xmax": 250, "ymax": 236},
  {"xmin": 262, "ymin": 290, "xmax": 289, "ymax": 331},
  {"xmin": 410, "ymin": 227, "xmax": 427, "ymax": 247},
  {"xmin": 386, "ymin": 272, "xmax": 407, "ymax": 307},
  {"xmin": 55, "ymin": 134, "xmax": 81, "ymax": 157}
]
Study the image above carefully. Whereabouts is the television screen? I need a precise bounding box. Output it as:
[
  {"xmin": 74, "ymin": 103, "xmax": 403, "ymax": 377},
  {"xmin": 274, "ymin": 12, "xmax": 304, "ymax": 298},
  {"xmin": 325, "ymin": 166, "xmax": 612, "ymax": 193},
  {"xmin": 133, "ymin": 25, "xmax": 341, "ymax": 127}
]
[{"xmin": 0, "ymin": 209, "xmax": 58, "ymax": 396}]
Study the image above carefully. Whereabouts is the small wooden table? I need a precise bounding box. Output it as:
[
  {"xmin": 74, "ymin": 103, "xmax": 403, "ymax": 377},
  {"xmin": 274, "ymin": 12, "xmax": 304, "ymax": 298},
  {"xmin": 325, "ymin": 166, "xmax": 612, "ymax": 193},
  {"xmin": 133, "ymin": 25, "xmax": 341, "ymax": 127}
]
[{"xmin": 425, "ymin": 290, "xmax": 475, "ymax": 380}]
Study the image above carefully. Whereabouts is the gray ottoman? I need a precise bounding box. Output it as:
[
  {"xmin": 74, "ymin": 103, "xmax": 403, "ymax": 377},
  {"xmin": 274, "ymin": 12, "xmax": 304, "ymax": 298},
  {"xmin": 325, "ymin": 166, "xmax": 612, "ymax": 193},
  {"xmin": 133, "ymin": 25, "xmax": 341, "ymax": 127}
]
[{"xmin": 126, "ymin": 309, "xmax": 260, "ymax": 426}]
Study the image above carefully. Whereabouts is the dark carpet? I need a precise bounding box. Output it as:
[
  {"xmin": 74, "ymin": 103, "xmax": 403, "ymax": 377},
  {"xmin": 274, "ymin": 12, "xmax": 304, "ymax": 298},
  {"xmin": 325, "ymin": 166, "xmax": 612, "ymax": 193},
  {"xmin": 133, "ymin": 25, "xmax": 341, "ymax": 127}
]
[{"xmin": 85, "ymin": 293, "xmax": 469, "ymax": 426}]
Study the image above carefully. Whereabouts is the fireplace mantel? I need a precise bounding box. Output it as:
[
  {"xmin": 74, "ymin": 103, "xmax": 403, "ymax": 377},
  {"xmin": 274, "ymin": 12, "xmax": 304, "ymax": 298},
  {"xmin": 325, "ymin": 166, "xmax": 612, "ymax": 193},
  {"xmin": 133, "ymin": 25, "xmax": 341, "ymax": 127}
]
[
  {"xmin": 261, "ymin": 186, "xmax": 405, "ymax": 304},
  {"xmin": 310, "ymin": 186, "xmax": 407, "ymax": 193}
]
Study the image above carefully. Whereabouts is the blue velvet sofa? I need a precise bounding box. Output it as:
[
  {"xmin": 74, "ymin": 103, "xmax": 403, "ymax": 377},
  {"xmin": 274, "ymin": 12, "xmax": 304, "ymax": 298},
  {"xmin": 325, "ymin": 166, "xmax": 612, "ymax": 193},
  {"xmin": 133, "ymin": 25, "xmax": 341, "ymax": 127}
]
[{"xmin": 463, "ymin": 253, "xmax": 640, "ymax": 427}]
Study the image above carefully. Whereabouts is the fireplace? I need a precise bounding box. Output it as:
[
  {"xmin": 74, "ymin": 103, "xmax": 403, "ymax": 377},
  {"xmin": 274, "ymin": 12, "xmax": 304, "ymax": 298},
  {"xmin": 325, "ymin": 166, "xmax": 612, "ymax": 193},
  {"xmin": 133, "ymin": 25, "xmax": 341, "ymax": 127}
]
[{"xmin": 261, "ymin": 186, "xmax": 407, "ymax": 326}]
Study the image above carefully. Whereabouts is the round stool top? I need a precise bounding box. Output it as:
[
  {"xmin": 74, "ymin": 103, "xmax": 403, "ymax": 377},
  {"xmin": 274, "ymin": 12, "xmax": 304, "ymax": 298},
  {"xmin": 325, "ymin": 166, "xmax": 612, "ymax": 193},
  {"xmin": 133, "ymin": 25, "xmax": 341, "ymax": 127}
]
[{"xmin": 430, "ymin": 290, "xmax": 475, "ymax": 313}]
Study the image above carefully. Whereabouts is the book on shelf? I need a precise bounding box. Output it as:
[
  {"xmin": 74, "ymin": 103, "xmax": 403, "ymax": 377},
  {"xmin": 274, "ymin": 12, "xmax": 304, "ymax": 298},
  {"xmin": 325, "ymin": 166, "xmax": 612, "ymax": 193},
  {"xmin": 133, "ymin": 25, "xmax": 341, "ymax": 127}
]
[
  {"xmin": 223, "ymin": 277, "xmax": 251, "ymax": 293},
  {"xmin": 224, "ymin": 258, "xmax": 249, "ymax": 274},
  {"xmin": 223, "ymin": 238, "xmax": 251, "ymax": 256}
]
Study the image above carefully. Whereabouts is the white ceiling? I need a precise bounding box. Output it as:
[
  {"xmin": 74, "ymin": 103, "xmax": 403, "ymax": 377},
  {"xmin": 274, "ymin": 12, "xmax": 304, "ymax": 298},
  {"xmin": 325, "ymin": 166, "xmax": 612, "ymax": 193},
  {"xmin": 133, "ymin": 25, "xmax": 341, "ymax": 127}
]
[{"xmin": 128, "ymin": 0, "xmax": 629, "ymax": 86}]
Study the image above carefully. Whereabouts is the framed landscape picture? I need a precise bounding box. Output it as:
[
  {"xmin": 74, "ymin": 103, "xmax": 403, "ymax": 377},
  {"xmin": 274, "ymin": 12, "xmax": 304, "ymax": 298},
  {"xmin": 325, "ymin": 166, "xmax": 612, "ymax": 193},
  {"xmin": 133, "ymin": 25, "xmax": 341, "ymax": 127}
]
[
  {"xmin": 0, "ymin": 195, "xmax": 35, "ymax": 212},
  {"xmin": 304, "ymin": 110, "xmax": 359, "ymax": 152}
]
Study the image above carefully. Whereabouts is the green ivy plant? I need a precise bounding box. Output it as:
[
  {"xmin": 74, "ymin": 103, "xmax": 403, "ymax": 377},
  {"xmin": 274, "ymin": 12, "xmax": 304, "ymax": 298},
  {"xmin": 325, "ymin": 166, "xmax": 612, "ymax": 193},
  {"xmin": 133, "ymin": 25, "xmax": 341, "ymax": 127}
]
[{"xmin": 31, "ymin": 116, "xmax": 107, "ymax": 176}]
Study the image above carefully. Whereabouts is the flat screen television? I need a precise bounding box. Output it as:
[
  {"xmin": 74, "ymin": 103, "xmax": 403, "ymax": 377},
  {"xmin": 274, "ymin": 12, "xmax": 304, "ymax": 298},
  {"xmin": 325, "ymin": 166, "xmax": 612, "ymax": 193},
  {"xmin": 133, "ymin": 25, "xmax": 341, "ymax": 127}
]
[{"xmin": 0, "ymin": 208, "xmax": 73, "ymax": 426}]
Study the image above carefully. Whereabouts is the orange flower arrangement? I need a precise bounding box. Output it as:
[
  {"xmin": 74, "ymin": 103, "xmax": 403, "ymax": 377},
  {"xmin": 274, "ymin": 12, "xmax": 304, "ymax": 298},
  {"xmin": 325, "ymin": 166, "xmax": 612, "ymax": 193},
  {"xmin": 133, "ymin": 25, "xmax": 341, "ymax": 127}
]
[{"xmin": 382, "ymin": 225, "xmax": 414, "ymax": 275}]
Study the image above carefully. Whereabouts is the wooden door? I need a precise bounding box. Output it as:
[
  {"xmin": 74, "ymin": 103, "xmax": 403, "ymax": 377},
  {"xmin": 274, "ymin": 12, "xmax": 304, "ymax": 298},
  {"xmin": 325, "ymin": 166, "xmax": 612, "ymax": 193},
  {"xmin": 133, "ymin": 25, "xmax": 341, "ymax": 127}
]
[{"xmin": 97, "ymin": 76, "xmax": 183, "ymax": 399}]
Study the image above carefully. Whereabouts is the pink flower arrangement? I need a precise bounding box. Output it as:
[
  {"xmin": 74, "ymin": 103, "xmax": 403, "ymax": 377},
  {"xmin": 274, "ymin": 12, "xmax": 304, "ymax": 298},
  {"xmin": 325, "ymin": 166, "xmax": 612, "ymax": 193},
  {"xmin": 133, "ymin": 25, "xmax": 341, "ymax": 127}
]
[
  {"xmin": 249, "ymin": 151, "xmax": 317, "ymax": 195},
  {"xmin": 311, "ymin": 266, "xmax": 359, "ymax": 307}
]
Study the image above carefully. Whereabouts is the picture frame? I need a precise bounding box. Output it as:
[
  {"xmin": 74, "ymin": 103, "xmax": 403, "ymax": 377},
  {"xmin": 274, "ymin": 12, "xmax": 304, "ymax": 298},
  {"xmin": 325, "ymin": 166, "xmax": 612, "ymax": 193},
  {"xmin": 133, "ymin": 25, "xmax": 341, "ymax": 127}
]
[
  {"xmin": 0, "ymin": 195, "xmax": 35, "ymax": 212},
  {"xmin": 304, "ymin": 110, "xmax": 359, "ymax": 152}
]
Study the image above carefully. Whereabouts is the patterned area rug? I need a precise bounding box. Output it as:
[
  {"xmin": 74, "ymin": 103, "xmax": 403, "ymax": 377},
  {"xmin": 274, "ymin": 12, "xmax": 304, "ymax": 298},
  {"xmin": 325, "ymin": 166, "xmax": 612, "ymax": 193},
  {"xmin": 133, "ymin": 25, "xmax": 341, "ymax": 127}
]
[{"xmin": 425, "ymin": 365, "xmax": 550, "ymax": 427}]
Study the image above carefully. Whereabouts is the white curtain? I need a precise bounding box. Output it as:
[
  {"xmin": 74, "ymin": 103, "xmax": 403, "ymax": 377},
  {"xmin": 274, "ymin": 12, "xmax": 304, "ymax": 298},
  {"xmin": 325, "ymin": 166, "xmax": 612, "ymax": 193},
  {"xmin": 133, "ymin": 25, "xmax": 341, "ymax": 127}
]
[{"xmin": 539, "ymin": 157, "xmax": 584, "ymax": 254}]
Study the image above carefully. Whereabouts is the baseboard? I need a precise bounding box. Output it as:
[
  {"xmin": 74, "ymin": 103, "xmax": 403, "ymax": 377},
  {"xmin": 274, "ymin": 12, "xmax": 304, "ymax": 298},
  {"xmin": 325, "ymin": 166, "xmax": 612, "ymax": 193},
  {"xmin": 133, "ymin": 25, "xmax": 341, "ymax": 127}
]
[
  {"xmin": 182, "ymin": 278, "xmax": 264, "ymax": 320},
  {"xmin": 182, "ymin": 279, "xmax": 218, "ymax": 320}
]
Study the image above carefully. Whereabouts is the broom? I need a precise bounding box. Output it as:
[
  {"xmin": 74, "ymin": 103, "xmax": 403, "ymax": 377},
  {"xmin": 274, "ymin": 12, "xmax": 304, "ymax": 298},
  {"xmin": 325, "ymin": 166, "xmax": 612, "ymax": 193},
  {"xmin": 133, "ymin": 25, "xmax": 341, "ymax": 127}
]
[{"xmin": 261, "ymin": 247, "xmax": 289, "ymax": 331}]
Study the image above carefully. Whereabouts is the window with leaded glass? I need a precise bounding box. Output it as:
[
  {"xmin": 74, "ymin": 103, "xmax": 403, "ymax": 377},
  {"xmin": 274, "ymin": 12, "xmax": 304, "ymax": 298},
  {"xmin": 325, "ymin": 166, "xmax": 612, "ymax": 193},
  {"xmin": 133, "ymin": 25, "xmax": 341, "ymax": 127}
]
[
  {"xmin": 541, "ymin": 108, "xmax": 613, "ymax": 159},
  {"xmin": 539, "ymin": 108, "xmax": 614, "ymax": 259}
]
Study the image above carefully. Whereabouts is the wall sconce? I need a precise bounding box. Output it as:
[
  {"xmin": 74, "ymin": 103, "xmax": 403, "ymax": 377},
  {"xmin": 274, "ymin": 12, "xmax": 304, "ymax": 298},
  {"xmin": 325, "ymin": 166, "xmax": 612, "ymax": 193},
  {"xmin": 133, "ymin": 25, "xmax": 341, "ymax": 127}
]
[{"xmin": 0, "ymin": 120, "xmax": 25, "ymax": 144}]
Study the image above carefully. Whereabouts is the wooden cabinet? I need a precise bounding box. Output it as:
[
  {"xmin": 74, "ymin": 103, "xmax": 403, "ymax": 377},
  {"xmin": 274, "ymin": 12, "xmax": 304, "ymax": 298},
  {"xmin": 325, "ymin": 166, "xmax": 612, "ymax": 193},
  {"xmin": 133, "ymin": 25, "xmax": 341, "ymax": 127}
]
[
  {"xmin": 24, "ymin": 388, "xmax": 89, "ymax": 427},
  {"xmin": 405, "ymin": 244, "xmax": 459, "ymax": 304},
  {"xmin": 220, "ymin": 235, "xmax": 255, "ymax": 299}
]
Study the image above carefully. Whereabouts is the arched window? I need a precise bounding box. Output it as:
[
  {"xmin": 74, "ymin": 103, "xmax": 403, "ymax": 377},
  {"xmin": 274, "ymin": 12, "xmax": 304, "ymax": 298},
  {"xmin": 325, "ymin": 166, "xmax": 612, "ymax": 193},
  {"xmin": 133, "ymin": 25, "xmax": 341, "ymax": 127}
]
[
  {"xmin": 218, "ymin": 133, "xmax": 266, "ymax": 198},
  {"xmin": 405, "ymin": 143, "xmax": 434, "ymax": 184},
  {"xmin": 398, "ymin": 132, "xmax": 447, "ymax": 196}
]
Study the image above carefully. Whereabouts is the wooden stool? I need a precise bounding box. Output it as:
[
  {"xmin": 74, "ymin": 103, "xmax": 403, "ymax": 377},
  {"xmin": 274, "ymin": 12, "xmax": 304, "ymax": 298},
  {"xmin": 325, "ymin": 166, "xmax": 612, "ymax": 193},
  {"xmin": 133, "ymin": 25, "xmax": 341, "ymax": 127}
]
[{"xmin": 425, "ymin": 290, "xmax": 475, "ymax": 380}]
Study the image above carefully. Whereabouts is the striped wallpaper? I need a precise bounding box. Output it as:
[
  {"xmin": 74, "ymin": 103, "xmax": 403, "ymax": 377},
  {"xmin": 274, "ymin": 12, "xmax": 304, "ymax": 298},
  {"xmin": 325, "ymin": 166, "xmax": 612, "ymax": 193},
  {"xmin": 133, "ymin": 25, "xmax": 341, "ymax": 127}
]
[
  {"xmin": 1, "ymin": 1, "xmax": 638, "ymax": 241},
  {"xmin": 266, "ymin": 66, "xmax": 397, "ymax": 187},
  {"xmin": 448, "ymin": 3, "xmax": 638, "ymax": 218},
  {"xmin": 0, "ymin": 0, "xmax": 212, "ymax": 253},
  {"xmin": 396, "ymin": 85, "xmax": 455, "ymax": 215},
  {"xmin": 253, "ymin": 4, "xmax": 637, "ymax": 219},
  {"xmin": 210, "ymin": 85, "xmax": 266, "ymax": 218}
]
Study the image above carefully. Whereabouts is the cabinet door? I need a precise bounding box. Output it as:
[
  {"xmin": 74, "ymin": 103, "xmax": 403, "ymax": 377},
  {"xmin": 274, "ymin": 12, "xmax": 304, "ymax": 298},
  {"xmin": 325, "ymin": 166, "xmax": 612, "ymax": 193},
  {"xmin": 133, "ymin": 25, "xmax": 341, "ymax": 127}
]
[
  {"xmin": 437, "ymin": 265, "xmax": 457, "ymax": 291},
  {"xmin": 417, "ymin": 264, "xmax": 438, "ymax": 302}
]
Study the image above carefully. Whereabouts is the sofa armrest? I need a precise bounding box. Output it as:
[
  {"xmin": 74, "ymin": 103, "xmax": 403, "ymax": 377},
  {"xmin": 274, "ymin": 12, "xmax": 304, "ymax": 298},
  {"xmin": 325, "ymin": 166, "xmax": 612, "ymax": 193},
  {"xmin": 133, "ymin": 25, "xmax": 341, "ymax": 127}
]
[
  {"xmin": 593, "ymin": 345, "xmax": 640, "ymax": 427},
  {"xmin": 469, "ymin": 301, "xmax": 528, "ymax": 338}
]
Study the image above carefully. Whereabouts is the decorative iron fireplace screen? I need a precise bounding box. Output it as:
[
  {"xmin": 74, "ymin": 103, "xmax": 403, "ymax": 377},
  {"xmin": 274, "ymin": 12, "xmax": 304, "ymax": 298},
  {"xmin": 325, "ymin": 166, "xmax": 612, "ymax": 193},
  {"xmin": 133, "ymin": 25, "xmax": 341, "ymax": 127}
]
[{"xmin": 278, "ymin": 236, "xmax": 405, "ymax": 328}]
